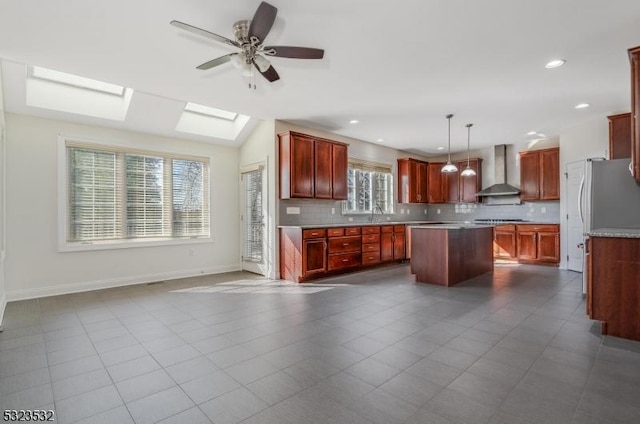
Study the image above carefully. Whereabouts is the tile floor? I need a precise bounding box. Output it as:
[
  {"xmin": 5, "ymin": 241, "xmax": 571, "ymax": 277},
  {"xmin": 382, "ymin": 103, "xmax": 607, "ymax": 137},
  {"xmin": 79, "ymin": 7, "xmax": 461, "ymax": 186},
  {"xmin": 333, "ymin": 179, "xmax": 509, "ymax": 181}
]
[{"xmin": 1, "ymin": 264, "xmax": 640, "ymax": 424}]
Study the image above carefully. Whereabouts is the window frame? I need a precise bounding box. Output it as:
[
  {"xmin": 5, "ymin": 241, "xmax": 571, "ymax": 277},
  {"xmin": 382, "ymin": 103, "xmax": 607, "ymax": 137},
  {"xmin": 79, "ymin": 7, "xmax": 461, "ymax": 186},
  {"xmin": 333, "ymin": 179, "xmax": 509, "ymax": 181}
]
[
  {"xmin": 57, "ymin": 135, "xmax": 213, "ymax": 252},
  {"xmin": 342, "ymin": 158, "xmax": 395, "ymax": 215}
]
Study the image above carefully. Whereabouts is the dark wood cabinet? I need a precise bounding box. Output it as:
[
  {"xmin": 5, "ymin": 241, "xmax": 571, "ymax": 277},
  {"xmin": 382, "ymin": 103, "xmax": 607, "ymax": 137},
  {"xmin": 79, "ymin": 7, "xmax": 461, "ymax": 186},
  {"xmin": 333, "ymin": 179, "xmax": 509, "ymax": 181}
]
[
  {"xmin": 380, "ymin": 226, "xmax": 394, "ymax": 261},
  {"xmin": 443, "ymin": 168, "xmax": 460, "ymax": 203},
  {"xmin": 629, "ymin": 46, "xmax": 640, "ymax": 184},
  {"xmin": 493, "ymin": 224, "xmax": 517, "ymax": 260},
  {"xmin": 519, "ymin": 148, "xmax": 560, "ymax": 201},
  {"xmin": 361, "ymin": 226, "xmax": 381, "ymax": 265},
  {"xmin": 608, "ymin": 113, "xmax": 632, "ymax": 159},
  {"xmin": 397, "ymin": 158, "xmax": 428, "ymax": 203},
  {"xmin": 588, "ymin": 236, "xmax": 640, "ymax": 341},
  {"xmin": 458, "ymin": 159, "xmax": 482, "ymax": 203},
  {"xmin": 279, "ymin": 131, "xmax": 348, "ymax": 200},
  {"xmin": 427, "ymin": 163, "xmax": 445, "ymax": 203},
  {"xmin": 393, "ymin": 225, "xmax": 406, "ymax": 260},
  {"xmin": 303, "ymin": 239, "xmax": 327, "ymax": 275},
  {"xmin": 515, "ymin": 224, "xmax": 560, "ymax": 265}
]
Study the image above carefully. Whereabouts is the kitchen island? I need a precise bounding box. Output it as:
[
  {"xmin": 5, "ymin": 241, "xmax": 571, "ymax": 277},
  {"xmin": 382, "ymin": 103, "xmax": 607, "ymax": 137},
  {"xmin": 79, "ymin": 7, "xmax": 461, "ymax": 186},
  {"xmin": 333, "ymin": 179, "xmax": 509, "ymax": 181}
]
[{"xmin": 409, "ymin": 224, "xmax": 494, "ymax": 286}]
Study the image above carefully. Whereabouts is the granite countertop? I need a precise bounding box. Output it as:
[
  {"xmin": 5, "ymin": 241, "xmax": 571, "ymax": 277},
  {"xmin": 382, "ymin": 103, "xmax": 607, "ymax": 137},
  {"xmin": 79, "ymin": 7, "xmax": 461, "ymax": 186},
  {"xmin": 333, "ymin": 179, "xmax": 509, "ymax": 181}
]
[
  {"xmin": 279, "ymin": 220, "xmax": 559, "ymax": 229},
  {"xmin": 587, "ymin": 228, "xmax": 640, "ymax": 238},
  {"xmin": 408, "ymin": 224, "xmax": 495, "ymax": 229}
]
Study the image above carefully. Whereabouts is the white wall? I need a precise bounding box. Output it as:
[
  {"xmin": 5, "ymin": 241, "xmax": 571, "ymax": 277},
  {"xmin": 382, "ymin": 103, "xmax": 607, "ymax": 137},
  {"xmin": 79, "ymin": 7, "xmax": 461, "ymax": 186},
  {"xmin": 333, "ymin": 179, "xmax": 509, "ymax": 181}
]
[
  {"xmin": 5, "ymin": 113, "xmax": 241, "ymax": 300},
  {"xmin": 239, "ymin": 120, "xmax": 277, "ymax": 279},
  {"xmin": 558, "ymin": 116, "xmax": 609, "ymax": 269},
  {"xmin": 0, "ymin": 68, "xmax": 7, "ymax": 324}
]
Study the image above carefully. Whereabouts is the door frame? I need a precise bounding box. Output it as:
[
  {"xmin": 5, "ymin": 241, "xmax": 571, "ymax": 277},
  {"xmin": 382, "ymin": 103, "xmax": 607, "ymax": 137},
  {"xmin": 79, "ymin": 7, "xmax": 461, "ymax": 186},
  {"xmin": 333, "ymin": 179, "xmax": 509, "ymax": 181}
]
[{"xmin": 240, "ymin": 162, "xmax": 268, "ymax": 276}]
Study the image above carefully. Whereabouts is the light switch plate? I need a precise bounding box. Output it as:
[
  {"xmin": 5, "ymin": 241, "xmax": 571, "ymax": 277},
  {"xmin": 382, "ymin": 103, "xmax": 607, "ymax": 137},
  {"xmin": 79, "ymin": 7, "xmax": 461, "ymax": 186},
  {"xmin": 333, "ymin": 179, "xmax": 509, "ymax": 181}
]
[{"xmin": 286, "ymin": 207, "xmax": 300, "ymax": 215}]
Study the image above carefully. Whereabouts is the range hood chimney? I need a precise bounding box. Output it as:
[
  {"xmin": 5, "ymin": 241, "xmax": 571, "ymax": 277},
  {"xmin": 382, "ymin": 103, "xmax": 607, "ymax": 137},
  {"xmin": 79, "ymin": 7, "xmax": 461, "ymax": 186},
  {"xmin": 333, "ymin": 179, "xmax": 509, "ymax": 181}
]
[{"xmin": 476, "ymin": 145, "xmax": 521, "ymax": 197}]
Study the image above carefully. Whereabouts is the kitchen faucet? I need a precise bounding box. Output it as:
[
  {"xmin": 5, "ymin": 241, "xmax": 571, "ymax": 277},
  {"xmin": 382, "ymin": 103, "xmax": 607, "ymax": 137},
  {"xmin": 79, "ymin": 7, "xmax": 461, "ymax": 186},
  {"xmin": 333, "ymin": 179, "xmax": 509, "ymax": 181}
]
[{"xmin": 370, "ymin": 203, "xmax": 384, "ymax": 223}]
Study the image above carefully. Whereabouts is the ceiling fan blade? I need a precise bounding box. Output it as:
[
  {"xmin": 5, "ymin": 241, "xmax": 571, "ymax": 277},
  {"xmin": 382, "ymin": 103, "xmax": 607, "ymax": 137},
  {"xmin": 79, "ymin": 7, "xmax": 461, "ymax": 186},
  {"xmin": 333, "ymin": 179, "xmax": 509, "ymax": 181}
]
[
  {"xmin": 196, "ymin": 54, "xmax": 235, "ymax": 70},
  {"xmin": 263, "ymin": 46, "xmax": 324, "ymax": 59},
  {"xmin": 248, "ymin": 2, "xmax": 277, "ymax": 42},
  {"xmin": 170, "ymin": 20, "xmax": 239, "ymax": 48},
  {"xmin": 253, "ymin": 61, "xmax": 280, "ymax": 82}
]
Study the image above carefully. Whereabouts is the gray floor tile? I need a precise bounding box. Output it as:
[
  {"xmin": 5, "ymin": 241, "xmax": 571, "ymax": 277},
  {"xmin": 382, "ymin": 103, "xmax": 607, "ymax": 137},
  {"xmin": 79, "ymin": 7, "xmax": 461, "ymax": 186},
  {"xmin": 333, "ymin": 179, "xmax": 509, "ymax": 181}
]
[
  {"xmin": 99, "ymin": 343, "xmax": 148, "ymax": 366},
  {"xmin": 73, "ymin": 406, "xmax": 134, "ymax": 424},
  {"xmin": 206, "ymin": 345, "xmax": 258, "ymax": 369},
  {"xmin": 49, "ymin": 355, "xmax": 105, "ymax": 381},
  {"xmin": 313, "ymin": 371, "xmax": 376, "ymax": 407},
  {"xmin": 283, "ymin": 357, "xmax": 341, "ymax": 387},
  {"xmin": 378, "ymin": 372, "xmax": 444, "ymax": 408},
  {"xmin": 370, "ymin": 345, "xmax": 422, "ymax": 370},
  {"xmin": 115, "ymin": 369, "xmax": 176, "ymax": 402},
  {"xmin": 55, "ymin": 385, "xmax": 123, "ymax": 424},
  {"xmin": 225, "ymin": 356, "xmax": 280, "ymax": 385},
  {"xmin": 427, "ymin": 346, "xmax": 481, "ymax": 370},
  {"xmin": 0, "ymin": 383, "xmax": 53, "ymax": 410},
  {"xmin": 344, "ymin": 357, "xmax": 401, "ymax": 387},
  {"xmin": 52, "ymin": 368, "xmax": 112, "ymax": 401},
  {"xmin": 107, "ymin": 355, "xmax": 160, "ymax": 383},
  {"xmin": 405, "ymin": 357, "xmax": 463, "ymax": 386},
  {"xmin": 127, "ymin": 386, "xmax": 195, "ymax": 424},
  {"xmin": 180, "ymin": 370, "xmax": 240, "ymax": 404},
  {"xmin": 152, "ymin": 344, "xmax": 201, "ymax": 367},
  {"xmin": 246, "ymin": 370, "xmax": 306, "ymax": 405},
  {"xmin": 425, "ymin": 388, "xmax": 497, "ymax": 424},
  {"xmin": 0, "ymin": 367, "xmax": 50, "ymax": 396},
  {"xmin": 165, "ymin": 355, "xmax": 219, "ymax": 384},
  {"xmin": 156, "ymin": 407, "xmax": 212, "ymax": 424},
  {"xmin": 200, "ymin": 387, "xmax": 267, "ymax": 424},
  {"xmin": 347, "ymin": 387, "xmax": 419, "ymax": 424}
]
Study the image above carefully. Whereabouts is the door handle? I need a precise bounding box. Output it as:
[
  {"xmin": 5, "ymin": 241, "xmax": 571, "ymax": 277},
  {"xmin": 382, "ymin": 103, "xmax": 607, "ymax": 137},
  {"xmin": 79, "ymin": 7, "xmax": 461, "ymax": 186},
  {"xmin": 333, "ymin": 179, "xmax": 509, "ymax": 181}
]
[{"xmin": 578, "ymin": 174, "xmax": 585, "ymax": 224}]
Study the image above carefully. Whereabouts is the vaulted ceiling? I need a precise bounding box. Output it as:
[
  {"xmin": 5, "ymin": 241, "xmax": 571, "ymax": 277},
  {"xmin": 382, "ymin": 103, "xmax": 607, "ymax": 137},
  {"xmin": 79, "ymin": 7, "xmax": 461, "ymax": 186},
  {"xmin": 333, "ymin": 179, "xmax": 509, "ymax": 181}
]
[{"xmin": 1, "ymin": 0, "xmax": 640, "ymax": 154}]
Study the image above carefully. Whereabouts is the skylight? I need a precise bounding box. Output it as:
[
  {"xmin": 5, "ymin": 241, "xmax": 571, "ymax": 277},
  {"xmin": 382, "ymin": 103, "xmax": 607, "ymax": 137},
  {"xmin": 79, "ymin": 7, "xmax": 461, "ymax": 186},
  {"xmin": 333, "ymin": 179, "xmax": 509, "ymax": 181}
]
[
  {"xmin": 29, "ymin": 66, "xmax": 125, "ymax": 96},
  {"xmin": 184, "ymin": 102, "xmax": 237, "ymax": 121}
]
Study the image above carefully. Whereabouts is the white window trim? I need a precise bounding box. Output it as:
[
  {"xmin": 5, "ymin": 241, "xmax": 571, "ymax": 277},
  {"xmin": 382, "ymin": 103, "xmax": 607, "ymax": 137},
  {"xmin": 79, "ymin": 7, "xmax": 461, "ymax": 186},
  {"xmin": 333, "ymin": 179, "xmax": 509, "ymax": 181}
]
[
  {"xmin": 57, "ymin": 134, "xmax": 213, "ymax": 252},
  {"xmin": 342, "ymin": 157, "xmax": 397, "ymax": 215}
]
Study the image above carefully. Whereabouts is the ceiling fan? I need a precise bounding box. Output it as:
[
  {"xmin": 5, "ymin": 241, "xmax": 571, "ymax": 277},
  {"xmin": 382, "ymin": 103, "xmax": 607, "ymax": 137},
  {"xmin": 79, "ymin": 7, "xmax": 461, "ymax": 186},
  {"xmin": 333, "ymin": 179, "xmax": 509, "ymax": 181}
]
[{"xmin": 170, "ymin": 1, "xmax": 324, "ymax": 88}]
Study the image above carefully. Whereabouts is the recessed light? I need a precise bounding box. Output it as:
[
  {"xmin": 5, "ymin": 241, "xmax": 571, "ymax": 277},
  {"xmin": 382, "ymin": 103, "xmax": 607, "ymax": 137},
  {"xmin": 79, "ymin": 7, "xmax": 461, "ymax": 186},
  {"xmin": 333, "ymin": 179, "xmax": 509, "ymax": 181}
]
[
  {"xmin": 349, "ymin": 119, "xmax": 359, "ymax": 124},
  {"xmin": 575, "ymin": 103, "xmax": 590, "ymax": 109},
  {"xmin": 526, "ymin": 131, "xmax": 537, "ymax": 136},
  {"xmin": 545, "ymin": 59, "xmax": 566, "ymax": 69},
  {"xmin": 437, "ymin": 146, "xmax": 445, "ymax": 150},
  {"xmin": 376, "ymin": 138, "xmax": 384, "ymax": 142}
]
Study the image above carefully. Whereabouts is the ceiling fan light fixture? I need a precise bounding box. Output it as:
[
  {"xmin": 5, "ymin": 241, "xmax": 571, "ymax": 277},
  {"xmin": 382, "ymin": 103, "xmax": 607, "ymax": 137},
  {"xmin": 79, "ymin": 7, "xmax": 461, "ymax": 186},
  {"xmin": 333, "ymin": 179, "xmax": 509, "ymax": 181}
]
[
  {"xmin": 231, "ymin": 53, "xmax": 245, "ymax": 69},
  {"xmin": 253, "ymin": 55, "xmax": 271, "ymax": 72},
  {"xmin": 441, "ymin": 114, "xmax": 458, "ymax": 173}
]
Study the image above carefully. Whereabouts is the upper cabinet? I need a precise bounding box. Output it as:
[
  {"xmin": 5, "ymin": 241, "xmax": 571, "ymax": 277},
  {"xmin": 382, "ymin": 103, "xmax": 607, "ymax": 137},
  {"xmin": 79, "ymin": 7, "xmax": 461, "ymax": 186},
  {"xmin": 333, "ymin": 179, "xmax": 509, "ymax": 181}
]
[
  {"xmin": 629, "ymin": 46, "xmax": 640, "ymax": 183},
  {"xmin": 397, "ymin": 158, "xmax": 428, "ymax": 203},
  {"xmin": 443, "ymin": 159, "xmax": 483, "ymax": 203},
  {"xmin": 279, "ymin": 131, "xmax": 348, "ymax": 200},
  {"xmin": 608, "ymin": 113, "xmax": 632, "ymax": 159},
  {"xmin": 519, "ymin": 147, "xmax": 560, "ymax": 201},
  {"xmin": 427, "ymin": 163, "xmax": 445, "ymax": 203}
]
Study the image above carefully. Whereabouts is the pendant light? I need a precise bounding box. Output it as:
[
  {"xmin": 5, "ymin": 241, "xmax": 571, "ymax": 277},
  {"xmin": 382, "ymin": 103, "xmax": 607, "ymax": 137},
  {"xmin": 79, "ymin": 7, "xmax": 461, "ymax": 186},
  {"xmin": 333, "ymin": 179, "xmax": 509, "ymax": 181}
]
[
  {"xmin": 441, "ymin": 114, "xmax": 458, "ymax": 173},
  {"xmin": 460, "ymin": 123, "xmax": 477, "ymax": 177}
]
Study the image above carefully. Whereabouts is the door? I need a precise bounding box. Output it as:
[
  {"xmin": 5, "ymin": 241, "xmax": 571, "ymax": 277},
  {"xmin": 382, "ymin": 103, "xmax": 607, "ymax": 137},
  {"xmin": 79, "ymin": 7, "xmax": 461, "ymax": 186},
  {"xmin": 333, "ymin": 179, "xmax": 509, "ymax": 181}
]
[
  {"xmin": 517, "ymin": 231, "xmax": 537, "ymax": 260},
  {"xmin": 540, "ymin": 149, "xmax": 560, "ymax": 200},
  {"xmin": 314, "ymin": 139, "xmax": 332, "ymax": 198},
  {"xmin": 538, "ymin": 232, "xmax": 560, "ymax": 262},
  {"xmin": 290, "ymin": 134, "xmax": 315, "ymax": 197},
  {"xmin": 427, "ymin": 163, "xmax": 444, "ymax": 203},
  {"xmin": 519, "ymin": 152, "xmax": 540, "ymax": 200},
  {"xmin": 241, "ymin": 165, "xmax": 267, "ymax": 275},
  {"xmin": 303, "ymin": 239, "xmax": 327, "ymax": 276},
  {"xmin": 566, "ymin": 161, "xmax": 584, "ymax": 272},
  {"xmin": 331, "ymin": 143, "xmax": 348, "ymax": 199},
  {"xmin": 381, "ymin": 227, "xmax": 394, "ymax": 261}
]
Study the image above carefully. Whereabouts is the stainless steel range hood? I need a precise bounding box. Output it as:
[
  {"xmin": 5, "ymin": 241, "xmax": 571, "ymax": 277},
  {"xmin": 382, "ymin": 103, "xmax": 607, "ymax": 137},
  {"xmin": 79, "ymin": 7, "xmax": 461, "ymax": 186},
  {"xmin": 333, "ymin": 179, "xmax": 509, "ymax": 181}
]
[{"xmin": 476, "ymin": 145, "xmax": 521, "ymax": 197}]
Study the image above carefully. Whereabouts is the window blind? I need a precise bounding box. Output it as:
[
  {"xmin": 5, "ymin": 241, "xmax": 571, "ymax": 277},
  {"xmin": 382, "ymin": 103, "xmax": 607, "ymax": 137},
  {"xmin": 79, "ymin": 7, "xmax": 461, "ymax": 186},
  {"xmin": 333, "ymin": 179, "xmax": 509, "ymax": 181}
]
[{"xmin": 66, "ymin": 141, "xmax": 210, "ymax": 243}]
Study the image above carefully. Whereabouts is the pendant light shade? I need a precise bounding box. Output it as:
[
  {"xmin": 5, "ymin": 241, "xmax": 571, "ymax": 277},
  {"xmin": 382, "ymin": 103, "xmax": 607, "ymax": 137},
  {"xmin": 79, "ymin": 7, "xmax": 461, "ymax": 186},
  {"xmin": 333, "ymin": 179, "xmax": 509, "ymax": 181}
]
[
  {"xmin": 441, "ymin": 114, "xmax": 458, "ymax": 173},
  {"xmin": 460, "ymin": 123, "xmax": 477, "ymax": 177}
]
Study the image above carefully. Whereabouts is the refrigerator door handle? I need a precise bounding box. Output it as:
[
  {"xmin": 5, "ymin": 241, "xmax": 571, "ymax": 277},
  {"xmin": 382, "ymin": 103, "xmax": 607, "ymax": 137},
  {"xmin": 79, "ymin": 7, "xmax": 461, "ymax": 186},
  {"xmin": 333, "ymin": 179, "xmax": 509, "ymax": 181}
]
[{"xmin": 578, "ymin": 174, "xmax": 585, "ymax": 224}]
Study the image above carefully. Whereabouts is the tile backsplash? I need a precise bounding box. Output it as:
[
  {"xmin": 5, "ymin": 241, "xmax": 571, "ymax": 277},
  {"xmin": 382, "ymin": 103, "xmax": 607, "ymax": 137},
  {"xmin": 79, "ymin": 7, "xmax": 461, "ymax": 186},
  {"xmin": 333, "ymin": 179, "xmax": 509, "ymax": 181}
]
[{"xmin": 278, "ymin": 199, "xmax": 560, "ymax": 226}]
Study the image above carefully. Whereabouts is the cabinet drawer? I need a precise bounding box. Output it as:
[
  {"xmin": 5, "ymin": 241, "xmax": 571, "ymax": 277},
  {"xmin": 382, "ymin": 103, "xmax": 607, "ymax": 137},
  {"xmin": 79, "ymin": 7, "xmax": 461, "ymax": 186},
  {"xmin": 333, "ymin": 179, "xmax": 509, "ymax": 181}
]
[
  {"xmin": 328, "ymin": 252, "xmax": 361, "ymax": 270},
  {"xmin": 328, "ymin": 236, "xmax": 362, "ymax": 253},
  {"xmin": 393, "ymin": 225, "xmax": 405, "ymax": 233},
  {"xmin": 381, "ymin": 225, "xmax": 394, "ymax": 233},
  {"xmin": 495, "ymin": 224, "xmax": 515, "ymax": 232},
  {"xmin": 345, "ymin": 227, "xmax": 362, "ymax": 235},
  {"xmin": 303, "ymin": 229, "xmax": 326, "ymax": 239},
  {"xmin": 362, "ymin": 226, "xmax": 380, "ymax": 235},
  {"xmin": 327, "ymin": 228, "xmax": 344, "ymax": 237},
  {"xmin": 362, "ymin": 243, "xmax": 380, "ymax": 253},
  {"xmin": 516, "ymin": 224, "xmax": 558, "ymax": 233},
  {"xmin": 362, "ymin": 252, "xmax": 381, "ymax": 265},
  {"xmin": 362, "ymin": 234, "xmax": 380, "ymax": 243}
]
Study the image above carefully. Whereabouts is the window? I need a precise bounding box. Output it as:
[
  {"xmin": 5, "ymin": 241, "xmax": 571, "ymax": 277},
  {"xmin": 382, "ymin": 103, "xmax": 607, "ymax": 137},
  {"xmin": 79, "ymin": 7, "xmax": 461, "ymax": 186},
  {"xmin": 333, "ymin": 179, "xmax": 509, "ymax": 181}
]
[
  {"xmin": 65, "ymin": 140, "xmax": 210, "ymax": 247},
  {"xmin": 344, "ymin": 159, "xmax": 394, "ymax": 214}
]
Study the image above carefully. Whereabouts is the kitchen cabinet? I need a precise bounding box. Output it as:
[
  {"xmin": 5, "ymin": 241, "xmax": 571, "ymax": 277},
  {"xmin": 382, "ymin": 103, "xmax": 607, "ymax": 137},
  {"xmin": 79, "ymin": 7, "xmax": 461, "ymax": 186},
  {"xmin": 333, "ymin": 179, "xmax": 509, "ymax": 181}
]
[
  {"xmin": 608, "ymin": 113, "xmax": 632, "ymax": 159},
  {"xmin": 519, "ymin": 148, "xmax": 560, "ymax": 201},
  {"xmin": 493, "ymin": 224, "xmax": 517, "ymax": 260},
  {"xmin": 588, "ymin": 236, "xmax": 640, "ymax": 341},
  {"xmin": 397, "ymin": 158, "xmax": 429, "ymax": 203},
  {"xmin": 280, "ymin": 224, "xmax": 406, "ymax": 282},
  {"xmin": 458, "ymin": 159, "xmax": 483, "ymax": 203},
  {"xmin": 629, "ymin": 46, "xmax": 640, "ymax": 184},
  {"xmin": 443, "ymin": 168, "xmax": 460, "ymax": 203},
  {"xmin": 279, "ymin": 131, "xmax": 348, "ymax": 200},
  {"xmin": 427, "ymin": 163, "xmax": 445, "ymax": 203},
  {"xmin": 515, "ymin": 224, "xmax": 560, "ymax": 265}
]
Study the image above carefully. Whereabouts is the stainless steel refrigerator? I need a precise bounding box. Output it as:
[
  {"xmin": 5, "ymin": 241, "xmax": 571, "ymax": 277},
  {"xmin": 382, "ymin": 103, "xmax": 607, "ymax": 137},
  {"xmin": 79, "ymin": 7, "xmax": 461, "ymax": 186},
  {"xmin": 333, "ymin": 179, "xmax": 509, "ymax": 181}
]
[{"xmin": 579, "ymin": 158, "xmax": 640, "ymax": 291}]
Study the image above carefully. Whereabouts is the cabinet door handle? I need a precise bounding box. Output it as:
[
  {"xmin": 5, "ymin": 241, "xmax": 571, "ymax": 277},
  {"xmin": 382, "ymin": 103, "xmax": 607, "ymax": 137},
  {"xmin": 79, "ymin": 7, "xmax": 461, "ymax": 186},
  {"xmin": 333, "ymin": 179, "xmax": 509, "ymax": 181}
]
[
  {"xmin": 342, "ymin": 258, "xmax": 349, "ymax": 262},
  {"xmin": 343, "ymin": 243, "xmax": 349, "ymax": 246}
]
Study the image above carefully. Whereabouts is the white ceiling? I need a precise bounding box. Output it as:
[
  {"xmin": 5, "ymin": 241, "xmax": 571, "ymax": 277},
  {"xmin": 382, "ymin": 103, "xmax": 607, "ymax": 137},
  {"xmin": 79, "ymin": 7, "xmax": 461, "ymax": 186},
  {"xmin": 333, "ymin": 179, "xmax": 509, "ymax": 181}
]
[{"xmin": 1, "ymin": 0, "xmax": 640, "ymax": 154}]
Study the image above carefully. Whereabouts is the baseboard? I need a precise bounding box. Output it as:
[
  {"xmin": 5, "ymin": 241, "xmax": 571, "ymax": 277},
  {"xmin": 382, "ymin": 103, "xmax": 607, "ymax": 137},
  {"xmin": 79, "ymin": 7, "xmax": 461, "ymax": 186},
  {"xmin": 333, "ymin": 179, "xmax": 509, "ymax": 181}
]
[
  {"xmin": 6, "ymin": 264, "xmax": 242, "ymax": 302},
  {"xmin": 0, "ymin": 292, "xmax": 6, "ymax": 328}
]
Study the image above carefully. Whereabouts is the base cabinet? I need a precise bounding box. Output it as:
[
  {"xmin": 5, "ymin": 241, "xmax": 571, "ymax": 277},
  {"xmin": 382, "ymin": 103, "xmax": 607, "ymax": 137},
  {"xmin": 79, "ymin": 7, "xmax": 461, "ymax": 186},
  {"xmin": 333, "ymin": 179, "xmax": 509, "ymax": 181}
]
[
  {"xmin": 588, "ymin": 236, "xmax": 640, "ymax": 341},
  {"xmin": 494, "ymin": 224, "xmax": 559, "ymax": 265},
  {"xmin": 280, "ymin": 225, "xmax": 405, "ymax": 283},
  {"xmin": 493, "ymin": 225, "xmax": 517, "ymax": 260}
]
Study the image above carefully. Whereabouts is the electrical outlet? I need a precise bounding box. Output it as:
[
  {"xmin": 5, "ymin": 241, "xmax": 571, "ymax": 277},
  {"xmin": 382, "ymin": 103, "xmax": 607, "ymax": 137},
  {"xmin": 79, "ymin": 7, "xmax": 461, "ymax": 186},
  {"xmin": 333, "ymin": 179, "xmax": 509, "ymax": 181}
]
[
  {"xmin": 424, "ymin": 209, "xmax": 428, "ymax": 215},
  {"xmin": 400, "ymin": 209, "xmax": 405, "ymax": 214},
  {"xmin": 348, "ymin": 217, "xmax": 353, "ymax": 222},
  {"xmin": 331, "ymin": 208, "xmax": 335, "ymax": 214},
  {"xmin": 541, "ymin": 207, "xmax": 546, "ymax": 213},
  {"xmin": 437, "ymin": 209, "xmax": 441, "ymax": 214},
  {"xmin": 407, "ymin": 209, "xmax": 411, "ymax": 215}
]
